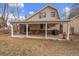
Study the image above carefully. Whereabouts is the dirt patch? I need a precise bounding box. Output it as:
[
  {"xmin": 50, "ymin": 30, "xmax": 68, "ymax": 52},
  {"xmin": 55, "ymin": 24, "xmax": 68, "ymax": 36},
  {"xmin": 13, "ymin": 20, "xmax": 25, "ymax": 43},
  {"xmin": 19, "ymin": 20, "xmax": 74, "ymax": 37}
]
[
  {"xmin": 0, "ymin": 35, "xmax": 79, "ymax": 56},
  {"xmin": 0, "ymin": 28, "xmax": 9, "ymax": 35}
]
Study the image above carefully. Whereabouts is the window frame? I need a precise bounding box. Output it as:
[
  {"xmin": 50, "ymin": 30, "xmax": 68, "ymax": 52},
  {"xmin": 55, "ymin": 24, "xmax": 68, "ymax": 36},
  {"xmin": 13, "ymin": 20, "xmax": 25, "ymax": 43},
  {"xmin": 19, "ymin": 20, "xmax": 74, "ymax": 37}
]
[
  {"xmin": 51, "ymin": 12, "xmax": 55, "ymax": 17},
  {"xmin": 39, "ymin": 12, "xmax": 46, "ymax": 19}
]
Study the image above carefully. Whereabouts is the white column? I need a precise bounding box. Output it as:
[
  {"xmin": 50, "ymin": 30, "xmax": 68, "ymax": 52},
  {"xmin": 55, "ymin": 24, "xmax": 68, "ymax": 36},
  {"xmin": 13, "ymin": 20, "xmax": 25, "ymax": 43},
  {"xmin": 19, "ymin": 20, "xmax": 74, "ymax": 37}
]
[
  {"xmin": 11, "ymin": 24, "xmax": 13, "ymax": 37},
  {"xmin": 67, "ymin": 22, "xmax": 70, "ymax": 40},
  {"xmin": 26, "ymin": 24, "xmax": 28, "ymax": 38},
  {"xmin": 45, "ymin": 23, "xmax": 47, "ymax": 39},
  {"xmin": 17, "ymin": 24, "xmax": 19, "ymax": 34}
]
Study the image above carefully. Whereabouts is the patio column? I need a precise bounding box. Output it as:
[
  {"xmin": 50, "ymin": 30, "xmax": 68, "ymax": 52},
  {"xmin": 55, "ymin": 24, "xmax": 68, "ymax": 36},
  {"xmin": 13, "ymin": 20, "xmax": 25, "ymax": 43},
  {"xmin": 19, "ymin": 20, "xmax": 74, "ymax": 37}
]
[
  {"xmin": 26, "ymin": 23, "xmax": 28, "ymax": 37},
  {"xmin": 17, "ymin": 24, "xmax": 20, "ymax": 34},
  {"xmin": 67, "ymin": 22, "xmax": 70, "ymax": 40},
  {"xmin": 45, "ymin": 23, "xmax": 47, "ymax": 39},
  {"xmin": 11, "ymin": 24, "xmax": 13, "ymax": 37}
]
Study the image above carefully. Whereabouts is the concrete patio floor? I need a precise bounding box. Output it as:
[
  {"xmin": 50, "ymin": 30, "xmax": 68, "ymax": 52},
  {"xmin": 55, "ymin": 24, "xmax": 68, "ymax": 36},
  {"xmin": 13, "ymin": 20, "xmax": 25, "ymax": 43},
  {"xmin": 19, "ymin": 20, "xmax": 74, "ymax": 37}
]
[{"xmin": 11, "ymin": 34, "xmax": 65, "ymax": 40}]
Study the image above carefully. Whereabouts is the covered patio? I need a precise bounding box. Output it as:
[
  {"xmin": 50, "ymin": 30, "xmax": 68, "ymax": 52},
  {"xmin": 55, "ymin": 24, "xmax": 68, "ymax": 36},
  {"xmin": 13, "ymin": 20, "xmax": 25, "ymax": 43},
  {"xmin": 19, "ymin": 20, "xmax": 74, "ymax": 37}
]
[{"xmin": 10, "ymin": 20, "xmax": 70, "ymax": 40}]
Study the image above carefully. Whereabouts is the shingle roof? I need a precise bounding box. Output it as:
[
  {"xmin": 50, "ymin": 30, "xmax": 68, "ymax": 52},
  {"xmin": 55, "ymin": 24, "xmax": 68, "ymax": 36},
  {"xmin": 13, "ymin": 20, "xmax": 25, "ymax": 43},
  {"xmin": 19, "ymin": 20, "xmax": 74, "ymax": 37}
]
[{"xmin": 69, "ymin": 15, "xmax": 79, "ymax": 21}]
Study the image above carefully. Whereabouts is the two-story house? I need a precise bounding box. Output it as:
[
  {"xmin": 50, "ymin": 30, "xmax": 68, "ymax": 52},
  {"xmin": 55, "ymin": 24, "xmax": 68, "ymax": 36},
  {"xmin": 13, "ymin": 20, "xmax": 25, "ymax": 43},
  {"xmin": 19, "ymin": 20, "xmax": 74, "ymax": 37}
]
[{"xmin": 10, "ymin": 5, "xmax": 70, "ymax": 40}]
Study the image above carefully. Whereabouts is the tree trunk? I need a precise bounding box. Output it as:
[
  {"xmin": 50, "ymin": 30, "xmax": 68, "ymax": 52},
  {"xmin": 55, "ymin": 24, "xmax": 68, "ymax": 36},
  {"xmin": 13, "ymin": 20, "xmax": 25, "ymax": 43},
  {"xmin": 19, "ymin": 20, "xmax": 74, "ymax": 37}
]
[{"xmin": 2, "ymin": 3, "xmax": 8, "ymax": 27}]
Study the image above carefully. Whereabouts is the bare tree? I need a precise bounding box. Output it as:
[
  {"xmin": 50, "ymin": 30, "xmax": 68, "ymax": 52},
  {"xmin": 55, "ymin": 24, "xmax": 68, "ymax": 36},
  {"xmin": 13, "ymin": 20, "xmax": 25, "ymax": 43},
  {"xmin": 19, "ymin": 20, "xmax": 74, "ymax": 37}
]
[
  {"xmin": 69, "ymin": 3, "xmax": 79, "ymax": 19},
  {"xmin": 2, "ymin": 3, "xmax": 8, "ymax": 27},
  {"xmin": 8, "ymin": 3, "xmax": 24, "ymax": 20},
  {"xmin": 16, "ymin": 4, "xmax": 19, "ymax": 19}
]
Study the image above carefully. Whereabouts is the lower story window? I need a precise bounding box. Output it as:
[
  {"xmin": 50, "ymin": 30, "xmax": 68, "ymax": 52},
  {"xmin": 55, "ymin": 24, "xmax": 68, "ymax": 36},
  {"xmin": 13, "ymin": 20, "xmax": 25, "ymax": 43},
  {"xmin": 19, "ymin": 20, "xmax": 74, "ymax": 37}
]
[{"xmin": 40, "ymin": 24, "xmax": 43, "ymax": 29}]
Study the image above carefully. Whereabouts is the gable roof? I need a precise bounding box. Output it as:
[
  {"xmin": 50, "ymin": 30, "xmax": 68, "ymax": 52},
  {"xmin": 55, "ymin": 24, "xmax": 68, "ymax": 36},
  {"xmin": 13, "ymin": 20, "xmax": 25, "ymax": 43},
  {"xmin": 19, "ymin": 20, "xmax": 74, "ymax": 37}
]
[
  {"xmin": 11, "ymin": 4, "xmax": 70, "ymax": 23},
  {"xmin": 69, "ymin": 15, "xmax": 79, "ymax": 21},
  {"xmin": 26, "ymin": 4, "xmax": 61, "ymax": 22}
]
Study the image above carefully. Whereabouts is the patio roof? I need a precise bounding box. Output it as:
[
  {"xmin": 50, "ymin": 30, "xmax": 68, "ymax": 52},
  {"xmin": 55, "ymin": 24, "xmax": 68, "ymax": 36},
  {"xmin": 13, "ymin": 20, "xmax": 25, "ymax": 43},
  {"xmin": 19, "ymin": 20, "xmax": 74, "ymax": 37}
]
[{"xmin": 11, "ymin": 20, "xmax": 70, "ymax": 24}]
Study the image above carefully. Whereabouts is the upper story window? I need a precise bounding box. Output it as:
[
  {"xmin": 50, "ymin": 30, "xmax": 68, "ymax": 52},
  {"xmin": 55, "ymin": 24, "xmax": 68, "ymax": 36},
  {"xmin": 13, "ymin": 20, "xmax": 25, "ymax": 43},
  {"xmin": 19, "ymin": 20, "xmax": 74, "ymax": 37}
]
[
  {"xmin": 51, "ymin": 12, "xmax": 55, "ymax": 17},
  {"xmin": 39, "ymin": 12, "xmax": 46, "ymax": 19}
]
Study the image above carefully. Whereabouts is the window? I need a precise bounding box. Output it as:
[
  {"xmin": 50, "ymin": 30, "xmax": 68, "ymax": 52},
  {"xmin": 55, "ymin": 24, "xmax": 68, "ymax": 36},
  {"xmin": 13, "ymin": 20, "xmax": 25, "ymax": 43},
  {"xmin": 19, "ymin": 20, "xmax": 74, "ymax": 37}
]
[
  {"xmin": 52, "ymin": 24, "xmax": 55, "ymax": 26},
  {"xmin": 51, "ymin": 12, "xmax": 55, "ymax": 17},
  {"xmin": 39, "ymin": 12, "xmax": 46, "ymax": 19},
  {"xmin": 42, "ymin": 12, "xmax": 46, "ymax": 17},
  {"xmin": 40, "ymin": 24, "xmax": 43, "ymax": 29},
  {"xmin": 24, "ymin": 25, "xmax": 30, "ymax": 32}
]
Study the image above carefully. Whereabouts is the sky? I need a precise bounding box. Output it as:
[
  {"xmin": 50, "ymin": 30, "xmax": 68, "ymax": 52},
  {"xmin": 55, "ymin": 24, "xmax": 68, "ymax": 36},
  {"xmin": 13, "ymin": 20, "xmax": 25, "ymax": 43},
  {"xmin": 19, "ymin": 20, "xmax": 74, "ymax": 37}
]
[{"xmin": 0, "ymin": 3, "xmax": 72, "ymax": 18}]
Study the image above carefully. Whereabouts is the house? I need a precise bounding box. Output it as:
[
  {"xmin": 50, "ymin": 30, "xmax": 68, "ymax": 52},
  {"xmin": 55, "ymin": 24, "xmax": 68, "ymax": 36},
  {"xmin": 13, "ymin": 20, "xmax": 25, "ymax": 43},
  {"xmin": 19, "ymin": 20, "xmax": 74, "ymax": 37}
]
[
  {"xmin": 10, "ymin": 5, "xmax": 70, "ymax": 40},
  {"xmin": 69, "ymin": 15, "xmax": 79, "ymax": 34}
]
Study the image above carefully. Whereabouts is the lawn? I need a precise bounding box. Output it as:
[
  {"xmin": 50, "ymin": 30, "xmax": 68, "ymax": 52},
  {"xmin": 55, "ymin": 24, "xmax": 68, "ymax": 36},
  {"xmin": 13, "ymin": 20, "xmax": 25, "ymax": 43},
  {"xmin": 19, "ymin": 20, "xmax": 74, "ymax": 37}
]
[{"xmin": 0, "ymin": 35, "xmax": 79, "ymax": 56}]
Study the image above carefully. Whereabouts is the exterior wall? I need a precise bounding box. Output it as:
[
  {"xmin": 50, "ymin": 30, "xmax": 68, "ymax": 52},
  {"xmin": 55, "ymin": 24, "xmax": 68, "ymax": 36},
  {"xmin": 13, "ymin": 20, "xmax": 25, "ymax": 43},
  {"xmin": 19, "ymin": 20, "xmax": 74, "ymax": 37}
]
[
  {"xmin": 28, "ymin": 23, "xmax": 60, "ymax": 35},
  {"xmin": 47, "ymin": 23, "xmax": 60, "ymax": 34},
  {"xmin": 48, "ymin": 23, "xmax": 60, "ymax": 30},
  {"xmin": 29, "ymin": 23, "xmax": 60, "ymax": 30},
  {"xmin": 19, "ymin": 24, "xmax": 25, "ymax": 34},
  {"xmin": 29, "ymin": 24, "xmax": 45, "ymax": 30},
  {"xmin": 62, "ymin": 22, "xmax": 68, "ymax": 34},
  {"xmin": 17, "ymin": 23, "xmax": 60, "ymax": 35},
  {"xmin": 70, "ymin": 17, "xmax": 79, "ymax": 34},
  {"xmin": 28, "ymin": 24, "xmax": 45, "ymax": 35},
  {"xmin": 12, "ymin": 24, "xmax": 26, "ymax": 34},
  {"xmin": 28, "ymin": 7, "xmax": 60, "ymax": 22}
]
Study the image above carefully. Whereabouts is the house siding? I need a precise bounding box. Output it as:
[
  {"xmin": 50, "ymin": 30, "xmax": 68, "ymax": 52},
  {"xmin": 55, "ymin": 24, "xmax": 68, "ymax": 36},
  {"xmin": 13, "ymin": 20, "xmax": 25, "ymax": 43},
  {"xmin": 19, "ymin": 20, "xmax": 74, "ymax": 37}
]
[
  {"xmin": 27, "ymin": 7, "xmax": 59, "ymax": 22},
  {"xmin": 70, "ymin": 17, "xmax": 79, "ymax": 34},
  {"xmin": 63, "ymin": 22, "xmax": 68, "ymax": 34}
]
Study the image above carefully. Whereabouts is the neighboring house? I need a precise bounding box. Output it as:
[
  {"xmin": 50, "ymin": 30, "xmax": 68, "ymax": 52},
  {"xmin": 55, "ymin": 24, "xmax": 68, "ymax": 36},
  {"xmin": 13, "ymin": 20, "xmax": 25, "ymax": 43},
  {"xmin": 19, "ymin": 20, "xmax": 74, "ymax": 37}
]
[
  {"xmin": 10, "ymin": 5, "xmax": 70, "ymax": 40},
  {"xmin": 69, "ymin": 15, "xmax": 79, "ymax": 34}
]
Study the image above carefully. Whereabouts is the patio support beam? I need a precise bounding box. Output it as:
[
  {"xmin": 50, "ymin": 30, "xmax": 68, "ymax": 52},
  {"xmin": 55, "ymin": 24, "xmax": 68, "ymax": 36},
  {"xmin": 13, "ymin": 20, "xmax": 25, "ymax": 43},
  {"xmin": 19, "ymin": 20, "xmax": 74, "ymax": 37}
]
[
  {"xmin": 26, "ymin": 23, "xmax": 28, "ymax": 37},
  {"xmin": 45, "ymin": 23, "xmax": 47, "ymax": 39},
  {"xmin": 11, "ymin": 24, "xmax": 13, "ymax": 37},
  {"xmin": 67, "ymin": 22, "xmax": 70, "ymax": 40},
  {"xmin": 17, "ymin": 23, "xmax": 20, "ymax": 34}
]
